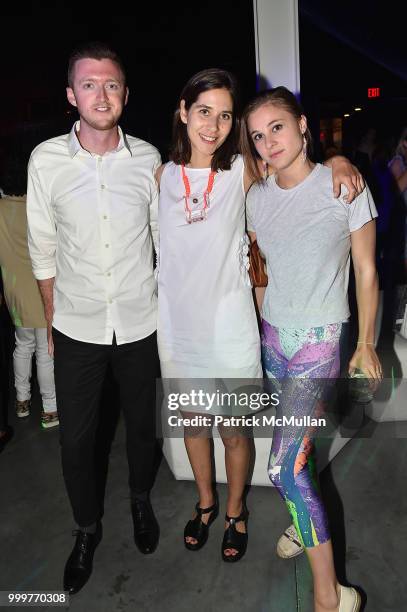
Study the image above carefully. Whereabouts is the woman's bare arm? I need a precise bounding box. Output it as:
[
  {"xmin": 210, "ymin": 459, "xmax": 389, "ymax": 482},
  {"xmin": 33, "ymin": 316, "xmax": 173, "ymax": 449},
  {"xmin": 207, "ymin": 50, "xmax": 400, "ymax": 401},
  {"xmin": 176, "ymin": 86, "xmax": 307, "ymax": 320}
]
[
  {"xmin": 349, "ymin": 221, "xmax": 382, "ymax": 379},
  {"xmin": 247, "ymin": 230, "xmax": 266, "ymax": 313},
  {"xmin": 324, "ymin": 155, "xmax": 365, "ymax": 202}
]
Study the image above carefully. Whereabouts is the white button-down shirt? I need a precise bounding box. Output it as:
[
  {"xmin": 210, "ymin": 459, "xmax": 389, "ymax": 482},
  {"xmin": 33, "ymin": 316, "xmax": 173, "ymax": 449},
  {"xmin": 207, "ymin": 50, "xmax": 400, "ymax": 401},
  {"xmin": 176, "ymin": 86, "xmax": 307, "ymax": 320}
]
[{"xmin": 27, "ymin": 122, "xmax": 161, "ymax": 344}]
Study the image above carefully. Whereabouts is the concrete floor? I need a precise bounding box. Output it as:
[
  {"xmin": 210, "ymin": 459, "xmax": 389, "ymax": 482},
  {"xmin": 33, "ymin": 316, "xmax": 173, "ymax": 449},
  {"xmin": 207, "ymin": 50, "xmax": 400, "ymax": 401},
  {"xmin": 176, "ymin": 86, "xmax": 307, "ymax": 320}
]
[{"xmin": 1, "ymin": 384, "xmax": 406, "ymax": 612}]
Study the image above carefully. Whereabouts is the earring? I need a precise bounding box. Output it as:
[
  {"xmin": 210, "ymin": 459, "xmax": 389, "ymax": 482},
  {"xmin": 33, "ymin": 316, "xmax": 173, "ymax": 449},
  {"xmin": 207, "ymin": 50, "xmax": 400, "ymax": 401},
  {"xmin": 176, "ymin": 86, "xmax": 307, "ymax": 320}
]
[
  {"xmin": 263, "ymin": 161, "xmax": 269, "ymax": 179},
  {"xmin": 302, "ymin": 135, "xmax": 307, "ymax": 163}
]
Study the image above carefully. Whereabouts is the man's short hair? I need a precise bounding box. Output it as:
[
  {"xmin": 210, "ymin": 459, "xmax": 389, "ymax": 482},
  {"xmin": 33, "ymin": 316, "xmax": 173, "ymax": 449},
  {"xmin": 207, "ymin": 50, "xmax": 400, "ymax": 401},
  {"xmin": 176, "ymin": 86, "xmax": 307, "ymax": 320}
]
[{"xmin": 67, "ymin": 41, "xmax": 126, "ymax": 88}]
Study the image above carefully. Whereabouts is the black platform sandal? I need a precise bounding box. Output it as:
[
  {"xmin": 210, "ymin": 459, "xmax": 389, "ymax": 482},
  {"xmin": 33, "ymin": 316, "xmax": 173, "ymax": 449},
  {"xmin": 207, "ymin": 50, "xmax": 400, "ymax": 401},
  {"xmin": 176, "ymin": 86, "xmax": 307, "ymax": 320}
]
[
  {"xmin": 221, "ymin": 505, "xmax": 249, "ymax": 563},
  {"xmin": 184, "ymin": 494, "xmax": 219, "ymax": 551}
]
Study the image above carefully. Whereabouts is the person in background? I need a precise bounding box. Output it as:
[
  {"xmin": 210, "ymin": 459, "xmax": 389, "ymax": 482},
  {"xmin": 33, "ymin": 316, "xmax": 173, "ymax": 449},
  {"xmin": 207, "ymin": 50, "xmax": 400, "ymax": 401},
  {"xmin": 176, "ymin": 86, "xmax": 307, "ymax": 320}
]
[
  {"xmin": 0, "ymin": 148, "xmax": 58, "ymax": 429},
  {"xmin": 388, "ymin": 126, "xmax": 407, "ymax": 272},
  {"xmin": 0, "ymin": 276, "xmax": 14, "ymax": 452}
]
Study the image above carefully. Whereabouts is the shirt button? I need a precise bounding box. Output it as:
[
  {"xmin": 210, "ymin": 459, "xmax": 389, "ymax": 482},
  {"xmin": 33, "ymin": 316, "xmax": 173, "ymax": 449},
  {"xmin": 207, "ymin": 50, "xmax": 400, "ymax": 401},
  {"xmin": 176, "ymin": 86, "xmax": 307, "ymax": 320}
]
[
  {"xmin": 103, "ymin": 215, "xmax": 108, "ymax": 220},
  {"xmin": 106, "ymin": 272, "xmax": 111, "ymax": 277},
  {"xmin": 105, "ymin": 244, "xmax": 109, "ymax": 248},
  {"xmin": 101, "ymin": 184, "xmax": 106, "ymax": 189}
]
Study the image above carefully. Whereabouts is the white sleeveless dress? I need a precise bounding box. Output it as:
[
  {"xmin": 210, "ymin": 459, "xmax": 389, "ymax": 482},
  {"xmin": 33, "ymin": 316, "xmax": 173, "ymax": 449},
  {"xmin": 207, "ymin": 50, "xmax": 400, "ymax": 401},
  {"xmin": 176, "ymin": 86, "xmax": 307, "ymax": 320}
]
[{"xmin": 157, "ymin": 155, "xmax": 262, "ymax": 403}]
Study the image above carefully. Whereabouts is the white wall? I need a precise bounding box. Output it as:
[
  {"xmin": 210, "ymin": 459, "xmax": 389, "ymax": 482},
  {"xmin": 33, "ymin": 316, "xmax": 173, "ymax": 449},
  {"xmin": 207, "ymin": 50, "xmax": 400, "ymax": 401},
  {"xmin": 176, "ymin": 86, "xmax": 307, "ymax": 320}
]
[{"xmin": 253, "ymin": 0, "xmax": 300, "ymax": 93}]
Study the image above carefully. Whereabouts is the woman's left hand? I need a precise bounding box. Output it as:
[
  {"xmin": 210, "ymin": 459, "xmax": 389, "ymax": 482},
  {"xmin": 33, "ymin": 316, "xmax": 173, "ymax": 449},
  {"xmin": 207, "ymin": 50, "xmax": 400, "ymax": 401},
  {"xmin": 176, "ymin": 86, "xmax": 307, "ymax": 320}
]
[
  {"xmin": 348, "ymin": 344, "xmax": 383, "ymax": 381},
  {"xmin": 330, "ymin": 156, "xmax": 365, "ymax": 203}
]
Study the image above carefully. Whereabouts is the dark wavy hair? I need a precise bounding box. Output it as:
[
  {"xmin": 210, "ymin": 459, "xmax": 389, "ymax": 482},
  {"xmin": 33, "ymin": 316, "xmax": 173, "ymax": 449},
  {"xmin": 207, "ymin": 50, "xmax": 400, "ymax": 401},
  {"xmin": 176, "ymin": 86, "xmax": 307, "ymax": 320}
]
[
  {"xmin": 170, "ymin": 68, "xmax": 240, "ymax": 172},
  {"xmin": 240, "ymin": 86, "xmax": 313, "ymax": 183},
  {"xmin": 67, "ymin": 41, "xmax": 126, "ymax": 88}
]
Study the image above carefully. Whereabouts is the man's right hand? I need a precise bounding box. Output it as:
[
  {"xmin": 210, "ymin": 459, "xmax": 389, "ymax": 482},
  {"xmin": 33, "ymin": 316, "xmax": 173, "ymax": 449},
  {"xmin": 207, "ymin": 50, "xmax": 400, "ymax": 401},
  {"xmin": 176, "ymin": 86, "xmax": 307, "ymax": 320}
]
[{"xmin": 37, "ymin": 278, "xmax": 55, "ymax": 356}]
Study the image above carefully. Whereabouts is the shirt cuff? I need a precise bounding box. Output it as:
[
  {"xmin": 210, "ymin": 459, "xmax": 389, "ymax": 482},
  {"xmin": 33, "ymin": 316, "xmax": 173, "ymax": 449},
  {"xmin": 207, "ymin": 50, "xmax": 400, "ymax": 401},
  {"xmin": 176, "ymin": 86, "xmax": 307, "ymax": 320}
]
[{"xmin": 33, "ymin": 267, "xmax": 56, "ymax": 280}]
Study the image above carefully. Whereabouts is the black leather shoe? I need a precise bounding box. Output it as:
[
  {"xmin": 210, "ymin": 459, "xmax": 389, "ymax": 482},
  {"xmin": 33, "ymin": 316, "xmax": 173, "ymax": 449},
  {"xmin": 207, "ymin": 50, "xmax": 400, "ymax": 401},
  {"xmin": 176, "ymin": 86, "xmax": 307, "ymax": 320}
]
[
  {"xmin": 63, "ymin": 524, "xmax": 102, "ymax": 595},
  {"xmin": 131, "ymin": 498, "xmax": 159, "ymax": 554}
]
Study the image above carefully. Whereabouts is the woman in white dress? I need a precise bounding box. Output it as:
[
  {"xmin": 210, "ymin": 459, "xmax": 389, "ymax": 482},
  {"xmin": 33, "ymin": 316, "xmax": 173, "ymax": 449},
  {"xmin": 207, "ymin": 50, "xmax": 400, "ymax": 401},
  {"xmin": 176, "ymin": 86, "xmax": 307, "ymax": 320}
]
[{"xmin": 155, "ymin": 69, "xmax": 364, "ymax": 562}]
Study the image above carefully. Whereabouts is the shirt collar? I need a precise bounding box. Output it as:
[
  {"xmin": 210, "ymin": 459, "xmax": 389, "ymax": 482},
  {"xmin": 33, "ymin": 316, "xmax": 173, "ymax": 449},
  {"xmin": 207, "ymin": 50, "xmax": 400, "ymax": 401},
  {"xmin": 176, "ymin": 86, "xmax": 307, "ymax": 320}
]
[{"xmin": 68, "ymin": 121, "xmax": 132, "ymax": 158}]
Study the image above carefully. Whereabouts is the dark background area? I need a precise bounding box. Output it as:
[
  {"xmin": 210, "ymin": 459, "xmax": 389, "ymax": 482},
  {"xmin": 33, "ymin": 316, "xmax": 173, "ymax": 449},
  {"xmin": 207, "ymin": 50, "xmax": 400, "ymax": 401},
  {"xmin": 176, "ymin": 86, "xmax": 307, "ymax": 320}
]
[
  {"xmin": 0, "ymin": 4, "xmax": 257, "ymax": 160},
  {"xmin": 0, "ymin": 2, "xmax": 405, "ymax": 164},
  {"xmin": 299, "ymin": 1, "xmax": 406, "ymax": 159}
]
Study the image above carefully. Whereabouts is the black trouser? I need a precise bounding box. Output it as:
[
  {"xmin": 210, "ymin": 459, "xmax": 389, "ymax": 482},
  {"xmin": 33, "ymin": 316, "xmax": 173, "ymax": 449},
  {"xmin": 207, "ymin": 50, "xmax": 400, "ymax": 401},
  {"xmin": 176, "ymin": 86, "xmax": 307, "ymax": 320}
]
[{"xmin": 53, "ymin": 328, "xmax": 159, "ymax": 527}]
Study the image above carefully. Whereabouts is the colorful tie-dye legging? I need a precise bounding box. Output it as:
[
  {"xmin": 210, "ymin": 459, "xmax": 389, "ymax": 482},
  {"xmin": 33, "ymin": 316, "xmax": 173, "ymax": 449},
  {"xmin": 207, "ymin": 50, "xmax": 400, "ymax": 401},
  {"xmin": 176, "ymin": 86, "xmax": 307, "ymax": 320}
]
[{"xmin": 261, "ymin": 319, "xmax": 342, "ymax": 548}]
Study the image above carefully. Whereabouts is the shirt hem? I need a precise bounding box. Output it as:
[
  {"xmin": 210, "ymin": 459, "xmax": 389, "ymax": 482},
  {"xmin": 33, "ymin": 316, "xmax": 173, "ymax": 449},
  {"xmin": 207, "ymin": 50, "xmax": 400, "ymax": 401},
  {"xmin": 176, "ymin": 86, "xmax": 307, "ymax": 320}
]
[
  {"xmin": 261, "ymin": 314, "xmax": 350, "ymax": 329},
  {"xmin": 52, "ymin": 323, "xmax": 157, "ymax": 345}
]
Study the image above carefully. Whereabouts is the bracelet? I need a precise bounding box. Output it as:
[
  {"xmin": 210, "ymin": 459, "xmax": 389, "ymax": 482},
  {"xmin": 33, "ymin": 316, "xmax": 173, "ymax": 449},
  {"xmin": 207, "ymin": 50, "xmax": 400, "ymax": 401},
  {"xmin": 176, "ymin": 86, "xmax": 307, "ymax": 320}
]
[{"xmin": 357, "ymin": 341, "xmax": 374, "ymax": 345}]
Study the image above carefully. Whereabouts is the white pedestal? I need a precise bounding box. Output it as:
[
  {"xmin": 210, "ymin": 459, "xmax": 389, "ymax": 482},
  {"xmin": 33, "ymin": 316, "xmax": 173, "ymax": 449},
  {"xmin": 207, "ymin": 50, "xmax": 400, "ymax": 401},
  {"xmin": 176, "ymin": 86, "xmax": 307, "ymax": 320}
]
[
  {"xmin": 162, "ymin": 432, "xmax": 351, "ymax": 487},
  {"xmin": 366, "ymin": 291, "xmax": 407, "ymax": 423},
  {"xmin": 366, "ymin": 333, "xmax": 407, "ymax": 422}
]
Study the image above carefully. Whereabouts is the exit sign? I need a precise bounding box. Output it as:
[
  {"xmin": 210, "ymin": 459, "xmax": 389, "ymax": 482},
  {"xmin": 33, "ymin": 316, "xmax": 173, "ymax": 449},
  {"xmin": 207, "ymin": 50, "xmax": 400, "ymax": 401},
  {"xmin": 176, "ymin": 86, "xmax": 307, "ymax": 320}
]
[{"xmin": 368, "ymin": 87, "xmax": 380, "ymax": 98}]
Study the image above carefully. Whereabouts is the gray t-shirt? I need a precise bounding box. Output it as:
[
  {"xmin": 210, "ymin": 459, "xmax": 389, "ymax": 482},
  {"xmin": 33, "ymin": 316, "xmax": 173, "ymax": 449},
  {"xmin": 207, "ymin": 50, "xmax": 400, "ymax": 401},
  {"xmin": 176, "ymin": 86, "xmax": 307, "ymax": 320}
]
[{"xmin": 246, "ymin": 163, "xmax": 378, "ymax": 328}]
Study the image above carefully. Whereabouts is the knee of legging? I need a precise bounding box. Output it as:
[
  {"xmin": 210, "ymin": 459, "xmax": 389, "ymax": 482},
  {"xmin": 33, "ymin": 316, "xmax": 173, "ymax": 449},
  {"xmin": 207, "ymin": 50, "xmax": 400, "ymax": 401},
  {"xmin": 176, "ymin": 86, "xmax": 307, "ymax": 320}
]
[
  {"xmin": 267, "ymin": 455, "xmax": 294, "ymax": 489},
  {"xmin": 267, "ymin": 459, "xmax": 282, "ymax": 487}
]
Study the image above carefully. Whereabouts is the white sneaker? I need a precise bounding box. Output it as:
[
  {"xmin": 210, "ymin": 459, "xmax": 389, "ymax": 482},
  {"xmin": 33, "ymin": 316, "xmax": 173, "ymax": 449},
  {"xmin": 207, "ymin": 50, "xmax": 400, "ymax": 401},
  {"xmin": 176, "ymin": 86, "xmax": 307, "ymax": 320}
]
[
  {"xmin": 338, "ymin": 585, "xmax": 361, "ymax": 611},
  {"xmin": 41, "ymin": 410, "xmax": 59, "ymax": 429},
  {"xmin": 276, "ymin": 524, "xmax": 304, "ymax": 559}
]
